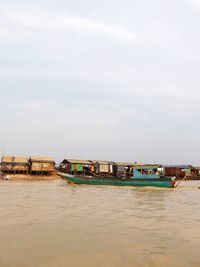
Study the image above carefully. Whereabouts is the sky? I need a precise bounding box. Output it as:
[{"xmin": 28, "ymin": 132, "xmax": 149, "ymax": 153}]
[{"xmin": 0, "ymin": 0, "xmax": 200, "ymax": 164}]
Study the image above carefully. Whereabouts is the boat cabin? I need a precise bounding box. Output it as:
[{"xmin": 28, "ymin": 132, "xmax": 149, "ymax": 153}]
[
  {"xmin": 132, "ymin": 165, "xmax": 163, "ymax": 179},
  {"xmin": 113, "ymin": 162, "xmax": 135, "ymax": 178}
]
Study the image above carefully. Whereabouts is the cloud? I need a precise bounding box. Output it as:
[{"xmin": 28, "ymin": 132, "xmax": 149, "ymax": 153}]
[
  {"xmin": 0, "ymin": 1, "xmax": 200, "ymax": 164},
  {"xmin": 3, "ymin": 6, "xmax": 136, "ymax": 41}
]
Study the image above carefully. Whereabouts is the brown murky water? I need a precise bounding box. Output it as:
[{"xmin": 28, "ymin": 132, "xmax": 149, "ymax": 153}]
[{"xmin": 0, "ymin": 180, "xmax": 200, "ymax": 267}]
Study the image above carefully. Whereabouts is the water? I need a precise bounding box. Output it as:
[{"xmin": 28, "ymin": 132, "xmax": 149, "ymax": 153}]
[{"xmin": 0, "ymin": 180, "xmax": 200, "ymax": 267}]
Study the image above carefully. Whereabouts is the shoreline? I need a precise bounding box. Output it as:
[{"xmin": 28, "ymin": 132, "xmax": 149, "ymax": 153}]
[{"xmin": 1, "ymin": 173, "xmax": 60, "ymax": 180}]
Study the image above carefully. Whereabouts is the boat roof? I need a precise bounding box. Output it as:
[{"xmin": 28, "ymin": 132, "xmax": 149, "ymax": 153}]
[
  {"xmin": 134, "ymin": 165, "xmax": 162, "ymax": 169},
  {"xmin": 62, "ymin": 159, "xmax": 92, "ymax": 165}
]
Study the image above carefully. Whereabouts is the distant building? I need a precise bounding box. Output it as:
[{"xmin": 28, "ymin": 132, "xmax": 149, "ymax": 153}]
[
  {"xmin": 164, "ymin": 165, "xmax": 199, "ymax": 179},
  {"xmin": 29, "ymin": 157, "xmax": 55, "ymax": 175},
  {"xmin": 194, "ymin": 167, "xmax": 200, "ymax": 176},
  {"xmin": 1, "ymin": 156, "xmax": 29, "ymax": 174}
]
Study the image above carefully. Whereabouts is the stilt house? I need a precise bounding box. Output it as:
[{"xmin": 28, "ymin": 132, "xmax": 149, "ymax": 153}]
[
  {"xmin": 1, "ymin": 156, "xmax": 29, "ymax": 174},
  {"xmin": 29, "ymin": 157, "xmax": 55, "ymax": 175}
]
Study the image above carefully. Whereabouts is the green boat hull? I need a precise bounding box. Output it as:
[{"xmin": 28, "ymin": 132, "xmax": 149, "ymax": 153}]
[{"xmin": 61, "ymin": 174, "xmax": 175, "ymax": 188}]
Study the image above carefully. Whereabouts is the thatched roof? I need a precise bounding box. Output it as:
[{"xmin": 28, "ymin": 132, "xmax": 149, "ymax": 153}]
[
  {"xmin": 30, "ymin": 157, "xmax": 55, "ymax": 163},
  {"xmin": 1, "ymin": 156, "xmax": 28, "ymax": 164}
]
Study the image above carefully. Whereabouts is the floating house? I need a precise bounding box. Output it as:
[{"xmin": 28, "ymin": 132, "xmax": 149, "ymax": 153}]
[
  {"xmin": 164, "ymin": 165, "xmax": 199, "ymax": 179},
  {"xmin": 94, "ymin": 161, "xmax": 114, "ymax": 175},
  {"xmin": 29, "ymin": 157, "xmax": 55, "ymax": 175},
  {"xmin": 89, "ymin": 160, "xmax": 98, "ymax": 173},
  {"xmin": 194, "ymin": 167, "xmax": 200, "ymax": 176},
  {"xmin": 184, "ymin": 166, "xmax": 199, "ymax": 179},
  {"xmin": 1, "ymin": 156, "xmax": 29, "ymax": 174},
  {"xmin": 60, "ymin": 159, "xmax": 93, "ymax": 175}
]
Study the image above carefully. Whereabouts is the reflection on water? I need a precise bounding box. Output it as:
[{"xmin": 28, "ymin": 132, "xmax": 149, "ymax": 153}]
[{"xmin": 0, "ymin": 180, "xmax": 200, "ymax": 267}]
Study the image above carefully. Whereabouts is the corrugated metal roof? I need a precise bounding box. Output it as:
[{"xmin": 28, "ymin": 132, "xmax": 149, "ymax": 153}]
[
  {"xmin": 30, "ymin": 157, "xmax": 55, "ymax": 163},
  {"xmin": 63, "ymin": 159, "xmax": 92, "ymax": 164},
  {"xmin": 90, "ymin": 160, "xmax": 98, "ymax": 164},
  {"xmin": 1, "ymin": 156, "xmax": 28, "ymax": 164},
  {"xmin": 164, "ymin": 165, "xmax": 192, "ymax": 169},
  {"xmin": 96, "ymin": 161, "xmax": 111, "ymax": 164},
  {"xmin": 114, "ymin": 162, "xmax": 135, "ymax": 166}
]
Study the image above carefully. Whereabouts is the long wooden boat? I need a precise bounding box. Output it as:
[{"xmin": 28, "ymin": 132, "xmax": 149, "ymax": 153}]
[{"xmin": 59, "ymin": 166, "xmax": 176, "ymax": 188}]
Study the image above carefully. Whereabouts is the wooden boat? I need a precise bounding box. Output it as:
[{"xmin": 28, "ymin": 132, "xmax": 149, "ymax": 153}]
[{"xmin": 59, "ymin": 165, "xmax": 176, "ymax": 188}]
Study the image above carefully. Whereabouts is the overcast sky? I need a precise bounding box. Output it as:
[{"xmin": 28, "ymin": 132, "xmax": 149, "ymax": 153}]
[{"xmin": 0, "ymin": 0, "xmax": 200, "ymax": 164}]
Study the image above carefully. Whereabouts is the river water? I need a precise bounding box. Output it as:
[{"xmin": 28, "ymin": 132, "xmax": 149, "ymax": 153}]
[{"xmin": 0, "ymin": 180, "xmax": 200, "ymax": 267}]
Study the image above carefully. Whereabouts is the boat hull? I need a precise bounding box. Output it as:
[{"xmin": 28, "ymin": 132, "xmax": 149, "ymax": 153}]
[{"xmin": 61, "ymin": 174, "xmax": 175, "ymax": 188}]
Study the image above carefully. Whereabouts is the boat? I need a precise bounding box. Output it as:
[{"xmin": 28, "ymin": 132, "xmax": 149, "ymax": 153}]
[{"xmin": 59, "ymin": 165, "xmax": 176, "ymax": 188}]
